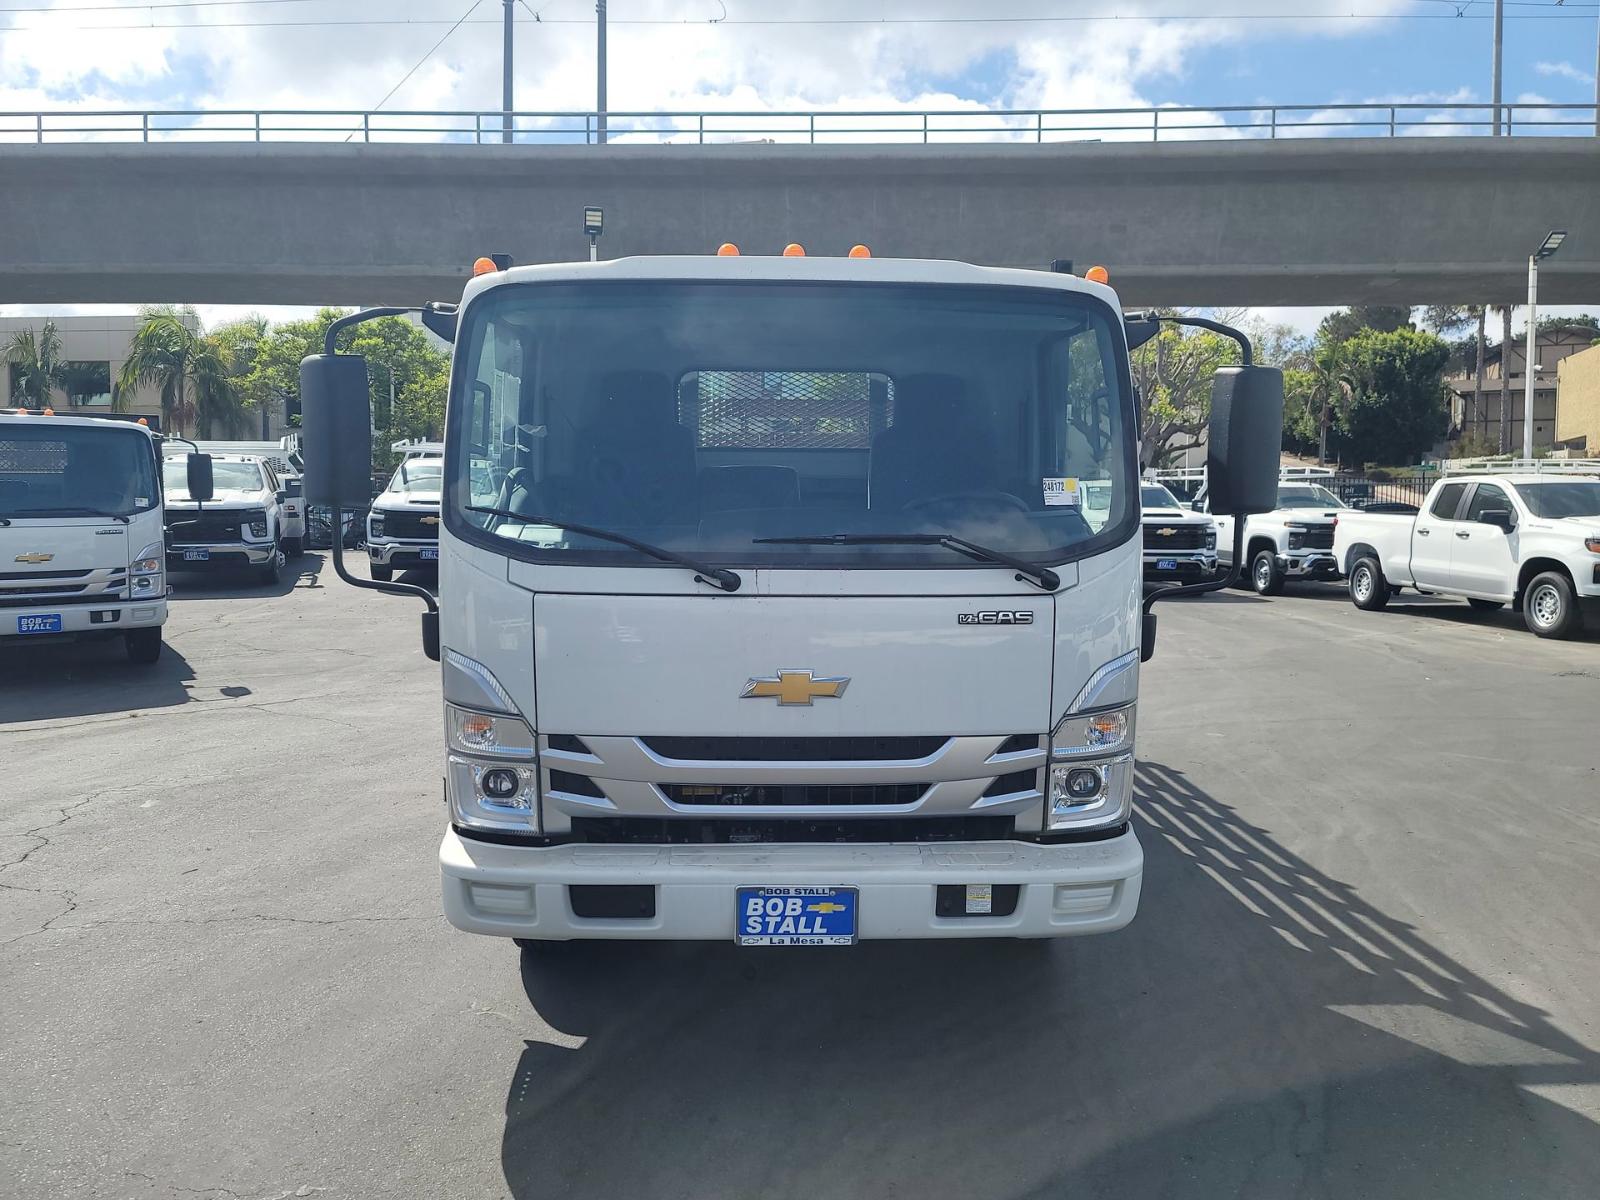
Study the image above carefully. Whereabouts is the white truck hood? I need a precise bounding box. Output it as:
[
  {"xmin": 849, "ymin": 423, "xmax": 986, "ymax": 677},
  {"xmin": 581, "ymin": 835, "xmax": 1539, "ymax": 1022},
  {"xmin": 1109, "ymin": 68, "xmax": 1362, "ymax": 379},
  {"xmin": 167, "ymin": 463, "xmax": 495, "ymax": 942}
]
[
  {"xmin": 1141, "ymin": 508, "xmax": 1210, "ymax": 525},
  {"xmin": 533, "ymin": 591, "xmax": 1055, "ymax": 737},
  {"xmin": 374, "ymin": 493, "xmax": 441, "ymax": 511},
  {"xmin": 166, "ymin": 489, "xmax": 266, "ymax": 510},
  {"xmin": 0, "ymin": 519, "xmax": 128, "ymax": 572}
]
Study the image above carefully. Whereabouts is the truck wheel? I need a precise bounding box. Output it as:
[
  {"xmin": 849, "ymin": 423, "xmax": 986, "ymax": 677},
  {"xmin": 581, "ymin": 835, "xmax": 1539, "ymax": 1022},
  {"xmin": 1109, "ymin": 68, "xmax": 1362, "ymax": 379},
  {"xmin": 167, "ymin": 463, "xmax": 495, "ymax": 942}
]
[
  {"xmin": 1466, "ymin": 598, "xmax": 1504, "ymax": 615},
  {"xmin": 370, "ymin": 563, "xmax": 394, "ymax": 582},
  {"xmin": 124, "ymin": 627, "xmax": 163, "ymax": 665},
  {"xmin": 1250, "ymin": 549, "xmax": 1284, "ymax": 596},
  {"xmin": 284, "ymin": 536, "xmax": 304, "ymax": 559},
  {"xmin": 1523, "ymin": 571, "xmax": 1582, "ymax": 639},
  {"xmin": 1349, "ymin": 556, "xmax": 1389, "ymax": 611},
  {"xmin": 257, "ymin": 548, "xmax": 283, "ymax": 587}
]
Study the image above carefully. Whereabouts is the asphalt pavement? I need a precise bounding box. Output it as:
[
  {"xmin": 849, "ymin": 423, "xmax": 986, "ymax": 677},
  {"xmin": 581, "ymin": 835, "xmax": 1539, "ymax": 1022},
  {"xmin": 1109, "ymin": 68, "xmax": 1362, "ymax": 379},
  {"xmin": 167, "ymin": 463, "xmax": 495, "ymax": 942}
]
[{"xmin": 2, "ymin": 561, "xmax": 1598, "ymax": 1200}]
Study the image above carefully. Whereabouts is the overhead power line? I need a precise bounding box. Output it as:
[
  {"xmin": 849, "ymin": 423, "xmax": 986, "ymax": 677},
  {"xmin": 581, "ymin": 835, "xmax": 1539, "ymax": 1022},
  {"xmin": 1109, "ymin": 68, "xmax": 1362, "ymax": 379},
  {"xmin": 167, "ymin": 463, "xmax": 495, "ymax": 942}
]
[{"xmin": 346, "ymin": 0, "xmax": 484, "ymax": 140}]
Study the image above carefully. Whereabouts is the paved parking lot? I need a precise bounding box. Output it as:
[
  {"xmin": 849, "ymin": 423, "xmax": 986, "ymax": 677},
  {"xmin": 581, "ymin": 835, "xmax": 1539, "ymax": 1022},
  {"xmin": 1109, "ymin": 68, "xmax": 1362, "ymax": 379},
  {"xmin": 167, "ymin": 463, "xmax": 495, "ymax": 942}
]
[{"xmin": 3, "ymin": 563, "xmax": 1599, "ymax": 1200}]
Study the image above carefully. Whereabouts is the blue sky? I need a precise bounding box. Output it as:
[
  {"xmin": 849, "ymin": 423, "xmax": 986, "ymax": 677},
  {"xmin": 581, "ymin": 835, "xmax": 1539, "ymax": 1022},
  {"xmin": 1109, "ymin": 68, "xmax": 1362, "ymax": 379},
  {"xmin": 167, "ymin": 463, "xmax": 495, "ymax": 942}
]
[{"xmin": 2, "ymin": 0, "xmax": 1596, "ymax": 331}]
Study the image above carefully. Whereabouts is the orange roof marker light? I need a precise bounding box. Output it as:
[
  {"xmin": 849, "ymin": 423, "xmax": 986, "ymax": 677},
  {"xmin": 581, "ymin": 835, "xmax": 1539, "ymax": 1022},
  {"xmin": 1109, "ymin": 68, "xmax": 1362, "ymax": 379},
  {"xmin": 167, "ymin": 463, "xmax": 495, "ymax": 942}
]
[
  {"xmin": 848, "ymin": 244, "xmax": 871, "ymax": 259},
  {"xmin": 42, "ymin": 407, "xmax": 54, "ymax": 415},
  {"xmin": 782, "ymin": 243, "xmax": 806, "ymax": 257},
  {"xmin": 1084, "ymin": 265, "xmax": 1110, "ymax": 285},
  {"xmin": 137, "ymin": 418, "xmax": 149, "ymax": 426},
  {"xmin": 716, "ymin": 242, "xmax": 741, "ymax": 256},
  {"xmin": 472, "ymin": 256, "xmax": 499, "ymax": 277}
]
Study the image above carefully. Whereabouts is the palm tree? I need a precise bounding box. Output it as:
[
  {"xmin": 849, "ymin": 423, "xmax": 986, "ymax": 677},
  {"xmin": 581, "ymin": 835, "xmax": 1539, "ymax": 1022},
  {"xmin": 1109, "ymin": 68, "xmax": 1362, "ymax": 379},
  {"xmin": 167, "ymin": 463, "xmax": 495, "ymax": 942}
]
[
  {"xmin": 1306, "ymin": 341, "xmax": 1356, "ymax": 466},
  {"xmin": 118, "ymin": 306, "xmax": 244, "ymax": 437},
  {"xmin": 4, "ymin": 321, "xmax": 68, "ymax": 409}
]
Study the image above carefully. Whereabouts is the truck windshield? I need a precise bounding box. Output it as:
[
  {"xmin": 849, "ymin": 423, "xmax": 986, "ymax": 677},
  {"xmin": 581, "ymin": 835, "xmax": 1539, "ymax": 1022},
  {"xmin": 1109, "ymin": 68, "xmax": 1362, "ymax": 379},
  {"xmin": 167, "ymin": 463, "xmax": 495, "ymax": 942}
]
[
  {"xmin": 0, "ymin": 425, "xmax": 158, "ymax": 518},
  {"xmin": 1512, "ymin": 480, "xmax": 1600, "ymax": 518},
  {"xmin": 446, "ymin": 280, "xmax": 1134, "ymax": 569},
  {"xmin": 1278, "ymin": 485, "xmax": 1344, "ymax": 509},
  {"xmin": 393, "ymin": 460, "xmax": 442, "ymax": 494},
  {"xmin": 162, "ymin": 459, "xmax": 264, "ymax": 497},
  {"xmin": 1141, "ymin": 485, "xmax": 1182, "ymax": 508}
]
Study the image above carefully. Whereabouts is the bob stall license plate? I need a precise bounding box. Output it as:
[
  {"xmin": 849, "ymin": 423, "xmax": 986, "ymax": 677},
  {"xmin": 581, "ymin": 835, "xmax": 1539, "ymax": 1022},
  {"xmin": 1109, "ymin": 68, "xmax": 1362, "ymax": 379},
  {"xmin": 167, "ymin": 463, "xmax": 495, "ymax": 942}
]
[
  {"xmin": 737, "ymin": 886, "xmax": 858, "ymax": 946},
  {"xmin": 18, "ymin": 614, "xmax": 63, "ymax": 635}
]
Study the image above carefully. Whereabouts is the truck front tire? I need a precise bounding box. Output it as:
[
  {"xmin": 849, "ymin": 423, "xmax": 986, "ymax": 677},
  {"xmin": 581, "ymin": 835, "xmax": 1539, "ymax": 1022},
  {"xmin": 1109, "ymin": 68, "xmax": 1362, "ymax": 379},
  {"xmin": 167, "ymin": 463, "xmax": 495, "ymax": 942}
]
[
  {"xmin": 1349, "ymin": 556, "xmax": 1390, "ymax": 611},
  {"xmin": 125, "ymin": 627, "xmax": 163, "ymax": 665},
  {"xmin": 370, "ymin": 563, "xmax": 393, "ymax": 582},
  {"xmin": 257, "ymin": 547, "xmax": 282, "ymax": 587},
  {"xmin": 1523, "ymin": 571, "xmax": 1582, "ymax": 639},
  {"xmin": 1251, "ymin": 549, "xmax": 1285, "ymax": 596},
  {"xmin": 284, "ymin": 536, "xmax": 304, "ymax": 559}
]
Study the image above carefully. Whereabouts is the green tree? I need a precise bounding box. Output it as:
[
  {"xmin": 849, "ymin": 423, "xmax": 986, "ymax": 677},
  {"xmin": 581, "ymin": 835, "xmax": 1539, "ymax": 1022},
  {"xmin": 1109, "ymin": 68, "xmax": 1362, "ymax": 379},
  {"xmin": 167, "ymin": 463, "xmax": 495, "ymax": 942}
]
[
  {"xmin": 1303, "ymin": 340, "xmax": 1358, "ymax": 466},
  {"xmin": 118, "ymin": 306, "xmax": 244, "ymax": 437},
  {"xmin": 1330, "ymin": 327, "xmax": 1450, "ymax": 467},
  {"xmin": 211, "ymin": 315, "xmax": 273, "ymax": 436},
  {"xmin": 1316, "ymin": 306, "xmax": 1414, "ymax": 346},
  {"xmin": 4, "ymin": 321, "xmax": 68, "ymax": 409}
]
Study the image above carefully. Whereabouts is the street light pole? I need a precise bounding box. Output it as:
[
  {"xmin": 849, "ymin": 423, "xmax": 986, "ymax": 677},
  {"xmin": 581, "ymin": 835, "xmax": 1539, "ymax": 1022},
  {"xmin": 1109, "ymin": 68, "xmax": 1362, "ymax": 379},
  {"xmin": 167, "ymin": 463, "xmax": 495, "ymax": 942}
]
[
  {"xmin": 1523, "ymin": 255, "xmax": 1538, "ymax": 460},
  {"xmin": 596, "ymin": 0, "xmax": 608, "ymax": 145},
  {"xmin": 502, "ymin": 0, "xmax": 514, "ymax": 145},
  {"xmin": 1491, "ymin": 0, "xmax": 1504, "ymax": 135},
  {"xmin": 1523, "ymin": 230, "xmax": 1568, "ymax": 461}
]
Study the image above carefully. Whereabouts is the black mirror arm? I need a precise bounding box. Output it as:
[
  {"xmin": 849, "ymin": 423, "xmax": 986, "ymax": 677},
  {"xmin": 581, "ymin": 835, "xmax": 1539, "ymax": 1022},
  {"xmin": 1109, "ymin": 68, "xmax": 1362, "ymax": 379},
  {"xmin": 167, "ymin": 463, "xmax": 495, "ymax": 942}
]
[
  {"xmin": 1143, "ymin": 520, "xmax": 1247, "ymax": 612},
  {"xmin": 328, "ymin": 507, "xmax": 440, "ymax": 660},
  {"xmin": 323, "ymin": 307, "xmax": 422, "ymax": 356},
  {"xmin": 1125, "ymin": 311, "xmax": 1254, "ymax": 365}
]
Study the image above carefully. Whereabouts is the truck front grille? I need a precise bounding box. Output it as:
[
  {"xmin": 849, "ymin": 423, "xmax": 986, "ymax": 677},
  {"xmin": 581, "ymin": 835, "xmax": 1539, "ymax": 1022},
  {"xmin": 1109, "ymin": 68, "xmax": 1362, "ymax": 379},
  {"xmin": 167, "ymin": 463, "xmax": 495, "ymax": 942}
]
[
  {"xmin": 659, "ymin": 782, "xmax": 927, "ymax": 807},
  {"xmin": 381, "ymin": 508, "xmax": 440, "ymax": 540},
  {"xmin": 1142, "ymin": 523, "xmax": 1210, "ymax": 551},
  {"xmin": 567, "ymin": 815, "xmax": 1015, "ymax": 845},
  {"xmin": 642, "ymin": 735, "xmax": 949, "ymax": 762},
  {"xmin": 169, "ymin": 510, "xmax": 257, "ymax": 544},
  {"xmin": 1294, "ymin": 526, "xmax": 1335, "ymax": 550}
]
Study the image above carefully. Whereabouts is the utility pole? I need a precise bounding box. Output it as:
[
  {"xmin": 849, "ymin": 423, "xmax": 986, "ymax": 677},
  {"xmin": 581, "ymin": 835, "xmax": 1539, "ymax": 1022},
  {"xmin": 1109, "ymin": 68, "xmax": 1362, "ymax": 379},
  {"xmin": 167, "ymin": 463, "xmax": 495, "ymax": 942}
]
[
  {"xmin": 502, "ymin": 0, "xmax": 514, "ymax": 144},
  {"xmin": 1491, "ymin": 0, "xmax": 1504, "ymax": 135},
  {"xmin": 596, "ymin": 0, "xmax": 608, "ymax": 145},
  {"xmin": 1594, "ymin": 10, "xmax": 1599, "ymax": 137}
]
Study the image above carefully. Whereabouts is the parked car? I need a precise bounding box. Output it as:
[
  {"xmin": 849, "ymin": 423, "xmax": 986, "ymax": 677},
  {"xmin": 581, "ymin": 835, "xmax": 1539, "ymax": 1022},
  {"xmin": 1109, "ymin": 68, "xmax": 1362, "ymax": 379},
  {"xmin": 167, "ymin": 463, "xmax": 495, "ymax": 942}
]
[
  {"xmin": 1141, "ymin": 482, "xmax": 1217, "ymax": 583},
  {"xmin": 1334, "ymin": 471, "xmax": 1600, "ymax": 638},
  {"xmin": 162, "ymin": 454, "xmax": 288, "ymax": 586},
  {"xmin": 1193, "ymin": 481, "xmax": 1346, "ymax": 595}
]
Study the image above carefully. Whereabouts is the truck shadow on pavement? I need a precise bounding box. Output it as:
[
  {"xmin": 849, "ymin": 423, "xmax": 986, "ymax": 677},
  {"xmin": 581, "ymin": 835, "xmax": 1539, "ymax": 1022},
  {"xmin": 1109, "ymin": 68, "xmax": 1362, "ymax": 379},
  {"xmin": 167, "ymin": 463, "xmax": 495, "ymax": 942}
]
[
  {"xmin": 167, "ymin": 550, "xmax": 328, "ymax": 600},
  {"xmin": 499, "ymin": 762, "xmax": 1600, "ymax": 1200},
  {"xmin": 0, "ymin": 639, "xmax": 200, "ymax": 722}
]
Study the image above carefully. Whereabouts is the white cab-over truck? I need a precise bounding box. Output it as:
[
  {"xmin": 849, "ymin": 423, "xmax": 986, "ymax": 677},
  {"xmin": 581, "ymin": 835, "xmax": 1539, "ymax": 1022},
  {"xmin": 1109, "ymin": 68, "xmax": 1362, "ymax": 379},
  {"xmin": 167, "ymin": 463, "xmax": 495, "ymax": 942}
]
[
  {"xmin": 0, "ymin": 412, "xmax": 168, "ymax": 664},
  {"xmin": 1197, "ymin": 480, "xmax": 1346, "ymax": 595},
  {"xmin": 366, "ymin": 450, "xmax": 442, "ymax": 581},
  {"xmin": 1335, "ymin": 468, "xmax": 1600, "ymax": 638},
  {"xmin": 296, "ymin": 253, "xmax": 1281, "ymax": 947}
]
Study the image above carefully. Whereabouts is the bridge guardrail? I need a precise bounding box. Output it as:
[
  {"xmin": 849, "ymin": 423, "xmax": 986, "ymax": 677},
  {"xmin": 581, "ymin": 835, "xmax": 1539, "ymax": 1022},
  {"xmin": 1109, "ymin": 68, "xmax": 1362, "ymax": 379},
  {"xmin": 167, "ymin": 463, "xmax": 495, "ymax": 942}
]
[{"xmin": 2, "ymin": 102, "xmax": 1598, "ymax": 146}]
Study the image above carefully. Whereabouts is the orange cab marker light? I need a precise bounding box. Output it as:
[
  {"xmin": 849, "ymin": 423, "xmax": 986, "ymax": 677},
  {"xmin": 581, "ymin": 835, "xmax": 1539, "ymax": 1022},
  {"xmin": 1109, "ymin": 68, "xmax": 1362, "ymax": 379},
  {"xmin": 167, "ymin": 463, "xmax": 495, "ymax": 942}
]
[
  {"xmin": 716, "ymin": 242, "xmax": 740, "ymax": 256},
  {"xmin": 42, "ymin": 407, "xmax": 54, "ymax": 415},
  {"xmin": 472, "ymin": 256, "xmax": 499, "ymax": 276},
  {"xmin": 1085, "ymin": 265, "xmax": 1110, "ymax": 284},
  {"xmin": 137, "ymin": 418, "xmax": 149, "ymax": 426},
  {"xmin": 782, "ymin": 243, "xmax": 806, "ymax": 257},
  {"xmin": 848, "ymin": 244, "xmax": 871, "ymax": 259}
]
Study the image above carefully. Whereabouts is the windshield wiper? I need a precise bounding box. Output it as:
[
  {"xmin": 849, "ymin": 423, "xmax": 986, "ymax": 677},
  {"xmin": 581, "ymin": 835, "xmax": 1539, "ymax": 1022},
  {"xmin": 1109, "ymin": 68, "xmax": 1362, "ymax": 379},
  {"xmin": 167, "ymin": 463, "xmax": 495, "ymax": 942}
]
[
  {"xmin": 754, "ymin": 532, "xmax": 1060, "ymax": 591},
  {"xmin": 0, "ymin": 507, "xmax": 130, "ymax": 524},
  {"xmin": 466, "ymin": 506, "xmax": 741, "ymax": 593}
]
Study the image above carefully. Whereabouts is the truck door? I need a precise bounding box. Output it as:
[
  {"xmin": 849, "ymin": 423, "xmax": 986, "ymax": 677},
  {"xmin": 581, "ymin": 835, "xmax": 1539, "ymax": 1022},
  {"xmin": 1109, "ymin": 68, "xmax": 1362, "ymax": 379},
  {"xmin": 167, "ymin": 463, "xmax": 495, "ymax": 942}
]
[
  {"xmin": 1450, "ymin": 482, "xmax": 1517, "ymax": 599},
  {"xmin": 1411, "ymin": 481, "xmax": 1467, "ymax": 590}
]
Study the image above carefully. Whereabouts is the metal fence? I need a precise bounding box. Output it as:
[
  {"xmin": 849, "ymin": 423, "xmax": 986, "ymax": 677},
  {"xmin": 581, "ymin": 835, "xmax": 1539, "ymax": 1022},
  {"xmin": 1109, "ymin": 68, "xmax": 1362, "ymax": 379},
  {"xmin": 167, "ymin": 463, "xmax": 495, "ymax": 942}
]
[{"xmin": 3, "ymin": 102, "xmax": 1598, "ymax": 146}]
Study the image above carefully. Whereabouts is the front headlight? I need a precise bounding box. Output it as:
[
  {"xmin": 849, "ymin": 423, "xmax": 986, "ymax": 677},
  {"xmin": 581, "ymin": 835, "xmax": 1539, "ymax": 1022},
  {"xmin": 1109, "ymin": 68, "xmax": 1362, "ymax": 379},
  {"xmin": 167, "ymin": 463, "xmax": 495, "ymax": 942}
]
[
  {"xmin": 1049, "ymin": 754, "xmax": 1134, "ymax": 831},
  {"xmin": 445, "ymin": 703, "xmax": 540, "ymax": 834},
  {"xmin": 1048, "ymin": 702, "xmax": 1136, "ymax": 831},
  {"xmin": 1205, "ymin": 529, "xmax": 1217, "ymax": 550},
  {"xmin": 1052, "ymin": 703, "xmax": 1135, "ymax": 759},
  {"xmin": 130, "ymin": 545, "xmax": 164, "ymax": 594},
  {"xmin": 369, "ymin": 512, "xmax": 385, "ymax": 539}
]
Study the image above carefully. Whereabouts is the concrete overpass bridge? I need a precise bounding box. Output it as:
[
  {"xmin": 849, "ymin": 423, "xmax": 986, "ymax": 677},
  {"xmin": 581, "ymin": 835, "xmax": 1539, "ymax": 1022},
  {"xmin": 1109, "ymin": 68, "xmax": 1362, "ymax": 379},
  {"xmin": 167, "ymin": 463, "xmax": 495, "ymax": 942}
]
[{"xmin": 2, "ymin": 104, "xmax": 1598, "ymax": 308}]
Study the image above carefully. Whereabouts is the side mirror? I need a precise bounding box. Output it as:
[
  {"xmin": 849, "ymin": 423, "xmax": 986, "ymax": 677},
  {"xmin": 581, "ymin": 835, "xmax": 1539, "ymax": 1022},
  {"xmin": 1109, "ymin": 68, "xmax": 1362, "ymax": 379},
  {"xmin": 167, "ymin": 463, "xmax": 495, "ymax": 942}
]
[
  {"xmin": 300, "ymin": 353, "xmax": 374, "ymax": 509},
  {"xmin": 186, "ymin": 453, "xmax": 214, "ymax": 503},
  {"xmin": 1477, "ymin": 508, "xmax": 1515, "ymax": 533},
  {"xmin": 1206, "ymin": 366, "xmax": 1284, "ymax": 517}
]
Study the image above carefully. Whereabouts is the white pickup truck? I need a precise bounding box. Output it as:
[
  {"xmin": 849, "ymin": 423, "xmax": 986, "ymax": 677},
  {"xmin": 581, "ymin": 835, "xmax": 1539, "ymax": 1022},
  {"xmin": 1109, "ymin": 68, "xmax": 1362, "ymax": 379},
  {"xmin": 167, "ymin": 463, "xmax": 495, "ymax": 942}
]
[
  {"xmin": 161, "ymin": 453, "xmax": 290, "ymax": 586},
  {"xmin": 1195, "ymin": 480, "xmax": 1345, "ymax": 595},
  {"xmin": 1334, "ymin": 471, "xmax": 1600, "ymax": 638}
]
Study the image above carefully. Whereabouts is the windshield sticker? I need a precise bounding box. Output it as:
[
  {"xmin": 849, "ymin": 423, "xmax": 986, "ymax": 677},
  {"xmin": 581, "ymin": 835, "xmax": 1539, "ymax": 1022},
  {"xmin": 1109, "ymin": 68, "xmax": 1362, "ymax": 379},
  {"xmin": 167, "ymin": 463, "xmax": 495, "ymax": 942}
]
[
  {"xmin": 1043, "ymin": 477, "xmax": 1080, "ymax": 507},
  {"xmin": 134, "ymin": 497, "xmax": 149, "ymax": 506}
]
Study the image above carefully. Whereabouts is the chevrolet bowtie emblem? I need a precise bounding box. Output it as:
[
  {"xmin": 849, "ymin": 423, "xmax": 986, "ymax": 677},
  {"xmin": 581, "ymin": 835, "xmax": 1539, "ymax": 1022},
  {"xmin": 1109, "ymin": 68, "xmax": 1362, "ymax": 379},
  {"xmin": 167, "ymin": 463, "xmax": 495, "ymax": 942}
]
[
  {"xmin": 741, "ymin": 669, "xmax": 850, "ymax": 706},
  {"xmin": 14, "ymin": 552, "xmax": 54, "ymax": 563},
  {"xmin": 421, "ymin": 515, "xmax": 440, "ymax": 525},
  {"xmin": 1155, "ymin": 528, "xmax": 1176, "ymax": 536}
]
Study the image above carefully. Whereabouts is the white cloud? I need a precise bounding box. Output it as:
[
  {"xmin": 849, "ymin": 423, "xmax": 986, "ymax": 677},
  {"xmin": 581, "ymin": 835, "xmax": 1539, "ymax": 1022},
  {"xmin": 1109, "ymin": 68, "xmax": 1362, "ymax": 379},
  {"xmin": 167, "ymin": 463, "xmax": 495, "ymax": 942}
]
[{"xmin": 1535, "ymin": 61, "xmax": 1596, "ymax": 87}]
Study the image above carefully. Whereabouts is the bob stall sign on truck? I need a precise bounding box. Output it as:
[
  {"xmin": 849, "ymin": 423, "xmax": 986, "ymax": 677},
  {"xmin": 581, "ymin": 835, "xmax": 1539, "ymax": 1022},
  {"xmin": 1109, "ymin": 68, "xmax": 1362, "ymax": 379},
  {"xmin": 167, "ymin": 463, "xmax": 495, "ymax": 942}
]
[{"xmin": 298, "ymin": 243, "xmax": 1281, "ymax": 951}]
